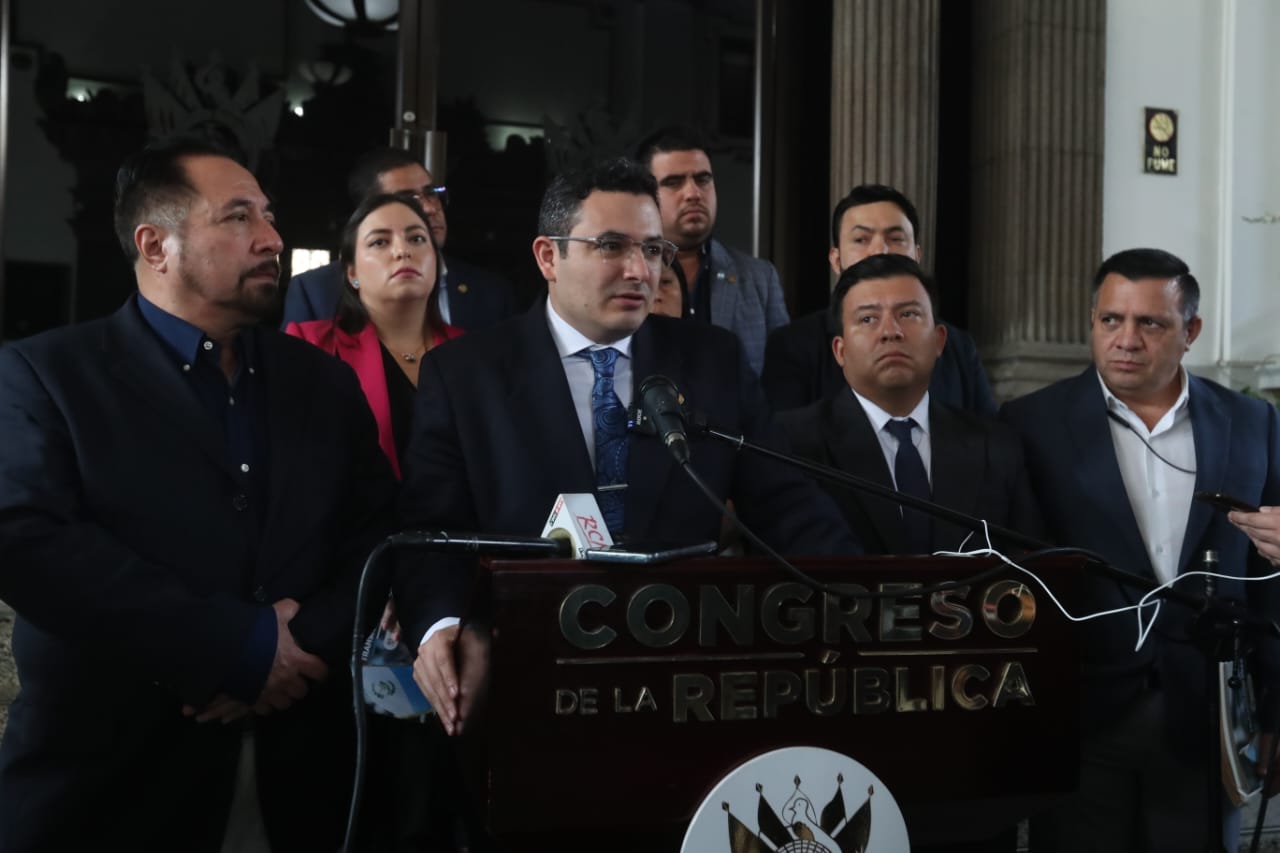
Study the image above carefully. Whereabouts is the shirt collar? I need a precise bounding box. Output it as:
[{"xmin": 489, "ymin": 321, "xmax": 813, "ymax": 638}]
[
  {"xmin": 136, "ymin": 293, "xmax": 259, "ymax": 374},
  {"xmin": 545, "ymin": 298, "xmax": 634, "ymax": 360},
  {"xmin": 1097, "ymin": 366, "xmax": 1191, "ymax": 431},
  {"xmin": 851, "ymin": 388, "xmax": 932, "ymax": 436},
  {"xmin": 137, "ymin": 293, "xmax": 209, "ymax": 364}
]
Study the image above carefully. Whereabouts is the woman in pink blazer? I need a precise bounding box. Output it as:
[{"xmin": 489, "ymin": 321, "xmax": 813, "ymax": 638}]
[{"xmin": 286, "ymin": 193, "xmax": 462, "ymax": 479}]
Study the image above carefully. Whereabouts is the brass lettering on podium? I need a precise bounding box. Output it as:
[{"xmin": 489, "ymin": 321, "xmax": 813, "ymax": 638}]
[{"xmin": 553, "ymin": 578, "xmax": 1041, "ymax": 723}]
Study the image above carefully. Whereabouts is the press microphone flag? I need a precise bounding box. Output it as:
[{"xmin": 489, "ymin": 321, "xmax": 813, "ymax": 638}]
[{"xmin": 541, "ymin": 493, "xmax": 614, "ymax": 556}]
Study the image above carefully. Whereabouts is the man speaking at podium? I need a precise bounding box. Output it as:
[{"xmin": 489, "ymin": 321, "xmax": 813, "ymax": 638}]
[
  {"xmin": 1002, "ymin": 248, "xmax": 1280, "ymax": 851},
  {"xmin": 395, "ymin": 158, "xmax": 860, "ymax": 737}
]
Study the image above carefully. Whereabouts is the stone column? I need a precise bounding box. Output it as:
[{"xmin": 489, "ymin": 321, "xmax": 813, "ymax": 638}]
[
  {"xmin": 830, "ymin": 0, "xmax": 940, "ymax": 269},
  {"xmin": 968, "ymin": 0, "xmax": 1105, "ymax": 400}
]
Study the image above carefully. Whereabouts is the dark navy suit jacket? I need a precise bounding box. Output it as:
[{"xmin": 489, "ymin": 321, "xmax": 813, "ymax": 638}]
[
  {"xmin": 762, "ymin": 308, "xmax": 997, "ymax": 415},
  {"xmin": 282, "ymin": 256, "xmax": 517, "ymax": 332},
  {"xmin": 0, "ymin": 298, "xmax": 397, "ymax": 851},
  {"xmin": 394, "ymin": 300, "xmax": 861, "ymax": 642},
  {"xmin": 1001, "ymin": 368, "xmax": 1280, "ymax": 754},
  {"xmin": 779, "ymin": 389, "xmax": 1043, "ymax": 554}
]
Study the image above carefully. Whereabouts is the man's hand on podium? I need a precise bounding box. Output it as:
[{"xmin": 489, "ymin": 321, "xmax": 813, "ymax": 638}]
[{"xmin": 415, "ymin": 623, "xmax": 490, "ymax": 735}]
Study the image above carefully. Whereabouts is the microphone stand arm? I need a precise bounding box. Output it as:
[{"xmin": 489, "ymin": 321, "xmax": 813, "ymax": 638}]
[
  {"xmin": 694, "ymin": 421, "xmax": 1278, "ymax": 630},
  {"xmin": 701, "ymin": 424, "xmax": 1046, "ymax": 552}
]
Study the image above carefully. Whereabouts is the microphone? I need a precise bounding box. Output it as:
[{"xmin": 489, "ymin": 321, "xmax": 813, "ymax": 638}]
[
  {"xmin": 382, "ymin": 530, "xmax": 572, "ymax": 558},
  {"xmin": 541, "ymin": 493, "xmax": 614, "ymax": 556},
  {"xmin": 636, "ymin": 375, "xmax": 691, "ymax": 463}
]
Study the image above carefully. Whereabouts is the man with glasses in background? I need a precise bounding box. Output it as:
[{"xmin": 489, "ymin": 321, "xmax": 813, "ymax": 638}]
[
  {"xmin": 394, "ymin": 157, "xmax": 859, "ymax": 746},
  {"xmin": 282, "ymin": 146, "xmax": 517, "ymax": 331}
]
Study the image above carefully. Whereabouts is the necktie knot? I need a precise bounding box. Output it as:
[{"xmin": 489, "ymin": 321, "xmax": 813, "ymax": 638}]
[
  {"xmin": 884, "ymin": 418, "xmax": 917, "ymax": 445},
  {"xmin": 579, "ymin": 347, "xmax": 619, "ymax": 379}
]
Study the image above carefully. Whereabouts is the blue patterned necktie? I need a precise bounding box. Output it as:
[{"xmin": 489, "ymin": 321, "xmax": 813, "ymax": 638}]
[
  {"xmin": 884, "ymin": 418, "xmax": 933, "ymax": 553},
  {"xmin": 577, "ymin": 347, "xmax": 627, "ymax": 536}
]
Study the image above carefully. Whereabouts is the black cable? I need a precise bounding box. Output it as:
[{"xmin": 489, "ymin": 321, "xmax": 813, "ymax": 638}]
[
  {"xmin": 1106, "ymin": 410, "xmax": 1197, "ymax": 475},
  {"xmin": 690, "ymin": 420, "xmax": 1275, "ymax": 625},
  {"xmin": 340, "ymin": 531, "xmax": 567, "ymax": 853},
  {"xmin": 676, "ymin": 454, "xmax": 1110, "ymax": 602},
  {"xmin": 1249, "ymin": 687, "xmax": 1280, "ymax": 853},
  {"xmin": 1248, "ymin": 746, "xmax": 1279, "ymax": 853},
  {"xmin": 342, "ymin": 538, "xmax": 393, "ymax": 853}
]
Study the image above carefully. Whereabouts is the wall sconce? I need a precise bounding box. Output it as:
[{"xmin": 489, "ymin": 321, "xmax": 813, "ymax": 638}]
[{"xmin": 305, "ymin": 0, "xmax": 399, "ymax": 34}]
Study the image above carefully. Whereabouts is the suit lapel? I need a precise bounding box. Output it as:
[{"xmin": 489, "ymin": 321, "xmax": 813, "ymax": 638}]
[
  {"xmin": 255, "ymin": 331, "xmax": 319, "ymax": 550},
  {"xmin": 507, "ymin": 305, "xmax": 597, "ymax": 500},
  {"xmin": 1066, "ymin": 371, "xmax": 1156, "ymax": 578},
  {"xmin": 106, "ymin": 300, "xmax": 228, "ymax": 473},
  {"xmin": 337, "ymin": 324, "xmax": 399, "ymax": 475},
  {"xmin": 1179, "ymin": 375, "xmax": 1229, "ymax": 572},
  {"xmin": 624, "ymin": 319, "xmax": 679, "ymax": 538},
  {"xmin": 826, "ymin": 391, "xmax": 905, "ymax": 553},
  {"xmin": 708, "ymin": 240, "xmax": 742, "ymax": 331},
  {"xmin": 929, "ymin": 403, "xmax": 984, "ymax": 541}
]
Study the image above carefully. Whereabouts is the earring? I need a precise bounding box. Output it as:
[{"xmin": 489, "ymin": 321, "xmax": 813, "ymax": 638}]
[{"xmin": 351, "ymin": 279, "xmax": 360, "ymax": 288}]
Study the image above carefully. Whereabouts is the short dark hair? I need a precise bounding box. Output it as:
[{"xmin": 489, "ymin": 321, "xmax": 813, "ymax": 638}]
[
  {"xmin": 830, "ymin": 184, "xmax": 921, "ymax": 248},
  {"xmin": 346, "ymin": 147, "xmax": 424, "ymax": 206},
  {"xmin": 335, "ymin": 193, "xmax": 446, "ymax": 339},
  {"xmin": 113, "ymin": 136, "xmax": 241, "ymax": 263},
  {"xmin": 537, "ymin": 158, "xmax": 659, "ymax": 252},
  {"xmin": 829, "ymin": 253, "xmax": 939, "ymax": 332},
  {"xmin": 632, "ymin": 125, "xmax": 712, "ymax": 169},
  {"xmin": 1092, "ymin": 247, "xmax": 1200, "ymax": 324}
]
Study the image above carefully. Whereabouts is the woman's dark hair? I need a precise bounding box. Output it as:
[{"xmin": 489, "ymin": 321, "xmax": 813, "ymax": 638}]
[{"xmin": 334, "ymin": 193, "xmax": 446, "ymax": 338}]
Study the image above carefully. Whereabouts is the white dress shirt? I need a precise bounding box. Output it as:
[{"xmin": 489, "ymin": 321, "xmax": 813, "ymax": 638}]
[{"xmin": 1098, "ymin": 368, "xmax": 1196, "ymax": 585}]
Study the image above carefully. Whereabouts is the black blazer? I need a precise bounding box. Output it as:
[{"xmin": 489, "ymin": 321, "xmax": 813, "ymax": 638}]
[
  {"xmin": 762, "ymin": 308, "xmax": 997, "ymax": 415},
  {"xmin": 1002, "ymin": 368, "xmax": 1280, "ymax": 750},
  {"xmin": 778, "ymin": 389, "xmax": 1043, "ymax": 554},
  {"xmin": 282, "ymin": 256, "xmax": 518, "ymax": 331},
  {"xmin": 395, "ymin": 300, "xmax": 861, "ymax": 641},
  {"xmin": 0, "ymin": 298, "xmax": 397, "ymax": 852}
]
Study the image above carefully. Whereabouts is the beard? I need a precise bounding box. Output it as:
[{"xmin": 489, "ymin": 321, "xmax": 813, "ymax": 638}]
[
  {"xmin": 670, "ymin": 203, "xmax": 714, "ymax": 249},
  {"xmin": 178, "ymin": 257, "xmax": 282, "ymax": 323}
]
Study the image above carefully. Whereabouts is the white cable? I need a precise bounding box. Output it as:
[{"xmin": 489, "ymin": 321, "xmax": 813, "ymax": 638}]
[{"xmin": 931, "ymin": 519, "xmax": 1280, "ymax": 653}]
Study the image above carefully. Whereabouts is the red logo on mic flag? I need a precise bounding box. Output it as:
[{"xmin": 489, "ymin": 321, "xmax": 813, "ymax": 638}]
[{"xmin": 541, "ymin": 493, "xmax": 615, "ymax": 555}]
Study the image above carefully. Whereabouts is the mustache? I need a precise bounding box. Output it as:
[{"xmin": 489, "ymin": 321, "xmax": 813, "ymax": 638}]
[{"xmin": 244, "ymin": 260, "xmax": 281, "ymax": 281}]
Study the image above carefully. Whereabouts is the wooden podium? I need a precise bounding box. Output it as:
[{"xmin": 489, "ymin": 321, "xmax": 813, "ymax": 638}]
[{"xmin": 467, "ymin": 555, "xmax": 1081, "ymax": 850}]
